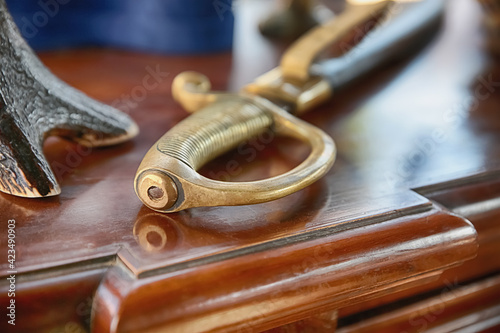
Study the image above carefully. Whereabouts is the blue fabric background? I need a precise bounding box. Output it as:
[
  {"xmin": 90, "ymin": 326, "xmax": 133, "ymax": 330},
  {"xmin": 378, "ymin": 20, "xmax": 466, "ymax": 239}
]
[{"xmin": 5, "ymin": 0, "xmax": 234, "ymax": 54}]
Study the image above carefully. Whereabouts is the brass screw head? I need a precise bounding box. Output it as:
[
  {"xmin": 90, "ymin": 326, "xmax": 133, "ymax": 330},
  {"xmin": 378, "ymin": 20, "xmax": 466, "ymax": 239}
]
[{"xmin": 136, "ymin": 170, "xmax": 178, "ymax": 211}]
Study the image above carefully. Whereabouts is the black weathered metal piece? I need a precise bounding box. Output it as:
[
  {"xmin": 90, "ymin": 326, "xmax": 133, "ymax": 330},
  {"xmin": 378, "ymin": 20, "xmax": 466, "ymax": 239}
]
[{"xmin": 0, "ymin": 0, "xmax": 138, "ymax": 198}]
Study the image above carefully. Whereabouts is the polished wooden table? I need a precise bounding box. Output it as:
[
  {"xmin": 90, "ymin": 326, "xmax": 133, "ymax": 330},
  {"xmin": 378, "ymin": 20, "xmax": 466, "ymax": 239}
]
[{"xmin": 1, "ymin": 0, "xmax": 500, "ymax": 332}]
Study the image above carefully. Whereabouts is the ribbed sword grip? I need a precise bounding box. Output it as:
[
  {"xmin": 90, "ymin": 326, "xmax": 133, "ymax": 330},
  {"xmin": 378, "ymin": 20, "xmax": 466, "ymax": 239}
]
[{"xmin": 156, "ymin": 97, "xmax": 274, "ymax": 170}]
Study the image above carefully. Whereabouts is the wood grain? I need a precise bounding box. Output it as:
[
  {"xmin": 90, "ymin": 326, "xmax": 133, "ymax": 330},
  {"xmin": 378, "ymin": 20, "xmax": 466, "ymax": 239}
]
[
  {"xmin": 337, "ymin": 274, "xmax": 500, "ymax": 333},
  {"xmin": 0, "ymin": 0, "xmax": 498, "ymax": 332},
  {"xmin": 92, "ymin": 207, "xmax": 476, "ymax": 332}
]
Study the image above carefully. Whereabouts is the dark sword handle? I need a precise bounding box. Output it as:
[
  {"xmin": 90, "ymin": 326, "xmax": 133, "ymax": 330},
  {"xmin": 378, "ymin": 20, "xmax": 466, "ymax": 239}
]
[{"xmin": 315, "ymin": 0, "xmax": 445, "ymax": 89}]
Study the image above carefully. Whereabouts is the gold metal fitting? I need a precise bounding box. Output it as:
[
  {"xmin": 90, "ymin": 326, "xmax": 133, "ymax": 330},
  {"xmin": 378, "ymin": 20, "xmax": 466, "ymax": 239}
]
[
  {"xmin": 135, "ymin": 170, "xmax": 178, "ymax": 211},
  {"xmin": 245, "ymin": 1, "xmax": 391, "ymax": 114},
  {"xmin": 244, "ymin": 68, "xmax": 332, "ymax": 115},
  {"xmin": 280, "ymin": 1, "xmax": 392, "ymax": 82},
  {"xmin": 134, "ymin": 93, "xmax": 336, "ymax": 213},
  {"xmin": 172, "ymin": 71, "xmax": 221, "ymax": 113}
]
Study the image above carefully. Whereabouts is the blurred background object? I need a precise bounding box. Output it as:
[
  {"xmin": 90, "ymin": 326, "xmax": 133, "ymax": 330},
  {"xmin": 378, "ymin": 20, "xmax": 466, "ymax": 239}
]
[
  {"xmin": 259, "ymin": 0, "xmax": 320, "ymax": 40},
  {"xmin": 477, "ymin": 0, "xmax": 500, "ymax": 54},
  {"xmin": 5, "ymin": 0, "xmax": 234, "ymax": 53},
  {"xmin": 259, "ymin": 0, "xmax": 336, "ymax": 40}
]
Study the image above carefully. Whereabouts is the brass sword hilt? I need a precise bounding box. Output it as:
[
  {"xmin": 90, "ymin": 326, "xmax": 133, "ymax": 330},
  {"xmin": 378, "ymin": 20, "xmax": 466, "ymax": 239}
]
[{"xmin": 134, "ymin": 1, "xmax": 392, "ymax": 212}]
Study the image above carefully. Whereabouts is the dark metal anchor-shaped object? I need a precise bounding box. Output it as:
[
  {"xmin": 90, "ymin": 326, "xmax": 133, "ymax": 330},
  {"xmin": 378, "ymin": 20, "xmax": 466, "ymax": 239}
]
[{"xmin": 0, "ymin": 0, "xmax": 138, "ymax": 198}]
